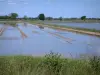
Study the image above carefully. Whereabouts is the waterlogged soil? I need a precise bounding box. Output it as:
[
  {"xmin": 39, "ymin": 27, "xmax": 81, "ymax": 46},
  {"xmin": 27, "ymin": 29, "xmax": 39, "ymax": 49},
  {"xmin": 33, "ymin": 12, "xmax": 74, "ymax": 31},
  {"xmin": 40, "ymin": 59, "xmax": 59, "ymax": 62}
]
[{"xmin": 0, "ymin": 23, "xmax": 100, "ymax": 58}]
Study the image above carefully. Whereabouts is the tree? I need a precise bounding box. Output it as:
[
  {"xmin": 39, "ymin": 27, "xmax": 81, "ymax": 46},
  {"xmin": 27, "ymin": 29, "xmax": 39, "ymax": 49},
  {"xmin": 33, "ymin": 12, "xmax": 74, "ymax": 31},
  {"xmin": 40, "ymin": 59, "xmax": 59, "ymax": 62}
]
[
  {"xmin": 38, "ymin": 13, "xmax": 45, "ymax": 21},
  {"xmin": 46, "ymin": 17, "xmax": 53, "ymax": 20},
  {"xmin": 59, "ymin": 17, "xmax": 63, "ymax": 21},
  {"xmin": 81, "ymin": 16, "xmax": 86, "ymax": 21},
  {"xmin": 10, "ymin": 13, "xmax": 18, "ymax": 19},
  {"xmin": 23, "ymin": 15, "xmax": 28, "ymax": 20}
]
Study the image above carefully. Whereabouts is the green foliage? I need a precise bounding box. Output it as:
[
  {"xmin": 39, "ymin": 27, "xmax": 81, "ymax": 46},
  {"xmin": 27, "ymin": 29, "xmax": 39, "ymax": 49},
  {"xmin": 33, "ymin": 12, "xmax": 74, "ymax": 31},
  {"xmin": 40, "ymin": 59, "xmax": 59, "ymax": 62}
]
[
  {"xmin": 38, "ymin": 13, "xmax": 45, "ymax": 21},
  {"xmin": 0, "ymin": 56, "xmax": 41, "ymax": 75},
  {"xmin": 3, "ymin": 22, "xmax": 17, "ymax": 27},
  {"xmin": 81, "ymin": 16, "xmax": 86, "ymax": 21},
  {"xmin": 36, "ymin": 52, "xmax": 63, "ymax": 75},
  {"xmin": 0, "ymin": 54, "xmax": 100, "ymax": 75},
  {"xmin": 0, "ymin": 15, "xmax": 10, "ymax": 19},
  {"xmin": 89, "ymin": 56, "xmax": 100, "ymax": 74},
  {"xmin": 46, "ymin": 17, "xmax": 53, "ymax": 20},
  {"xmin": 10, "ymin": 13, "xmax": 18, "ymax": 19},
  {"xmin": 24, "ymin": 15, "xmax": 28, "ymax": 20},
  {"xmin": 59, "ymin": 17, "xmax": 63, "ymax": 21}
]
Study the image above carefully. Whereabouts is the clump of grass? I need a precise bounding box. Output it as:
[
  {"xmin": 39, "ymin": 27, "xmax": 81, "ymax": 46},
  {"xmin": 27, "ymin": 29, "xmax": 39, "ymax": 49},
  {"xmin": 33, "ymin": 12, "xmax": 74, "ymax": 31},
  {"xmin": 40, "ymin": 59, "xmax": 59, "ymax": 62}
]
[
  {"xmin": 2, "ymin": 22, "xmax": 17, "ymax": 27},
  {"xmin": 6, "ymin": 22, "xmax": 17, "ymax": 27},
  {"xmin": 89, "ymin": 56, "xmax": 100, "ymax": 74}
]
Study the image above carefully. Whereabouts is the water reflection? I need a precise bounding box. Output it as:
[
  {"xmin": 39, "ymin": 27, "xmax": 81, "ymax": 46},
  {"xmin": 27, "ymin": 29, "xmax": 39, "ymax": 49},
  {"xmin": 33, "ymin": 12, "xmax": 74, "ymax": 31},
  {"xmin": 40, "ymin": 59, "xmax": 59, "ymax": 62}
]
[
  {"xmin": 0, "ymin": 23, "xmax": 100, "ymax": 58},
  {"xmin": 44, "ymin": 22, "xmax": 100, "ymax": 30}
]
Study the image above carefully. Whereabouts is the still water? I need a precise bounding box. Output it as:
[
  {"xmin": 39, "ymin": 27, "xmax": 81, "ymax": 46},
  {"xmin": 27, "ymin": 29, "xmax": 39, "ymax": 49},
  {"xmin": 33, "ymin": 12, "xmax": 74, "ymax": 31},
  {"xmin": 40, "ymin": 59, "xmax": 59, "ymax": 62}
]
[
  {"xmin": 0, "ymin": 23, "xmax": 100, "ymax": 58},
  {"xmin": 44, "ymin": 22, "xmax": 100, "ymax": 30}
]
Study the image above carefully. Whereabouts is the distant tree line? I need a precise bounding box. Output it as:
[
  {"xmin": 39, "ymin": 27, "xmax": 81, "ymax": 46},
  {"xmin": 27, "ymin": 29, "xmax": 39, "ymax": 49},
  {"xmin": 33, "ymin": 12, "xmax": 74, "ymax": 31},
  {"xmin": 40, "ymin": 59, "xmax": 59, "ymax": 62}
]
[
  {"xmin": 0, "ymin": 13, "xmax": 18, "ymax": 19},
  {"xmin": 0, "ymin": 13, "xmax": 100, "ymax": 21}
]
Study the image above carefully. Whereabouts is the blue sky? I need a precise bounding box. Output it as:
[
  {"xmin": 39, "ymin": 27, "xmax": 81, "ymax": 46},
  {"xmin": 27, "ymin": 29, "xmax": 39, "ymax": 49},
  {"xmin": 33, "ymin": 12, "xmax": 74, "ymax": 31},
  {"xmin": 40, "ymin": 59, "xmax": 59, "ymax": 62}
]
[{"xmin": 0, "ymin": 0, "xmax": 100, "ymax": 18}]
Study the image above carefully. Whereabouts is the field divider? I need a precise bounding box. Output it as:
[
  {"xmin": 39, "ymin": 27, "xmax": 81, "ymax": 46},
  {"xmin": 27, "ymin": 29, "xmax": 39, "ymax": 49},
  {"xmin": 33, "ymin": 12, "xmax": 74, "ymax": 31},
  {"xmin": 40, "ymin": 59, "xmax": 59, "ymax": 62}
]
[
  {"xmin": 36, "ymin": 24, "xmax": 74, "ymax": 43},
  {"xmin": 42, "ymin": 29, "xmax": 73, "ymax": 44},
  {"xmin": 47, "ymin": 31, "xmax": 72, "ymax": 44},
  {"xmin": 0, "ymin": 25, "xmax": 8, "ymax": 36},
  {"xmin": 16, "ymin": 27, "xmax": 28, "ymax": 39}
]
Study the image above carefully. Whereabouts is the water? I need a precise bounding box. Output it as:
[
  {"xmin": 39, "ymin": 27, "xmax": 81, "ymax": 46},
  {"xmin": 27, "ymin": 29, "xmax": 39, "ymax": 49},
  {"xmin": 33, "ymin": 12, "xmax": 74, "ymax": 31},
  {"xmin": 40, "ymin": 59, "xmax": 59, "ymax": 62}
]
[
  {"xmin": 0, "ymin": 23, "xmax": 100, "ymax": 58},
  {"xmin": 44, "ymin": 22, "xmax": 100, "ymax": 30}
]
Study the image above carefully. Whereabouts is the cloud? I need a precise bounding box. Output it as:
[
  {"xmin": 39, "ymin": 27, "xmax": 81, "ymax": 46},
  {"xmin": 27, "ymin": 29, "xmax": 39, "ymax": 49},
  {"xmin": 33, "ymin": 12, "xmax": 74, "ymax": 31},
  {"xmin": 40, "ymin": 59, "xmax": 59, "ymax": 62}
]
[
  {"xmin": 7, "ymin": 0, "xmax": 16, "ymax": 4},
  {"xmin": 8, "ymin": 2, "xmax": 16, "ymax": 4}
]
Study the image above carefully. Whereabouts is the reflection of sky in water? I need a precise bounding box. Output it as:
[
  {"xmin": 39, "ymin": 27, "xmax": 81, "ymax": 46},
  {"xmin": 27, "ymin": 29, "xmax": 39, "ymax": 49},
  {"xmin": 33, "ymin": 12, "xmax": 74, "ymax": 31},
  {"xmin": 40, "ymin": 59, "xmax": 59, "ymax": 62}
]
[
  {"xmin": 0, "ymin": 24, "xmax": 100, "ymax": 58},
  {"xmin": 44, "ymin": 22, "xmax": 100, "ymax": 30}
]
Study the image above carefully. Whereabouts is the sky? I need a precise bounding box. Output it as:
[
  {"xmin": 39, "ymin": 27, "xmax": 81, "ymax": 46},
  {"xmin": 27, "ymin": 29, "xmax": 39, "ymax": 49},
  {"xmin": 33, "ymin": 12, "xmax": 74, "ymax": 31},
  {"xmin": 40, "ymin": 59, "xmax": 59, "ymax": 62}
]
[{"xmin": 0, "ymin": 0, "xmax": 100, "ymax": 18}]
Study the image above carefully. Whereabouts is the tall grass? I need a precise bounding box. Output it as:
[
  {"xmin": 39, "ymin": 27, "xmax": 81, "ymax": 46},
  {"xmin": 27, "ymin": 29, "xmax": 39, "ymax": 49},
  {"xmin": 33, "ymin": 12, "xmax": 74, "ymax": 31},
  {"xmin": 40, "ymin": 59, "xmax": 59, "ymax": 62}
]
[{"xmin": 0, "ymin": 53, "xmax": 100, "ymax": 75}]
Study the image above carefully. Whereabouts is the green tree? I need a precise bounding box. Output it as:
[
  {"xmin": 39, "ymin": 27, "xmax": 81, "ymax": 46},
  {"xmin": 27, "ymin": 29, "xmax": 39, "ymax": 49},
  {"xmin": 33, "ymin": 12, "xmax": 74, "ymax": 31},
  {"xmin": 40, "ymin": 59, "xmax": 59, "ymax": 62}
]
[
  {"xmin": 23, "ymin": 15, "xmax": 28, "ymax": 20},
  {"xmin": 81, "ymin": 16, "xmax": 86, "ymax": 21},
  {"xmin": 38, "ymin": 13, "xmax": 45, "ymax": 21},
  {"xmin": 46, "ymin": 17, "xmax": 53, "ymax": 20},
  {"xmin": 59, "ymin": 17, "xmax": 63, "ymax": 21},
  {"xmin": 10, "ymin": 13, "xmax": 18, "ymax": 19}
]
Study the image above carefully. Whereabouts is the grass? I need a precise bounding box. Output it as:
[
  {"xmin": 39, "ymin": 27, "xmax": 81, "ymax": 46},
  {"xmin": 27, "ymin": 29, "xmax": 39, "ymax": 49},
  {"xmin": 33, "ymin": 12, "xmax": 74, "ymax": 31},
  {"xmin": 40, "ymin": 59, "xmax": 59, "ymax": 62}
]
[
  {"xmin": 0, "ymin": 52, "xmax": 100, "ymax": 75},
  {"xmin": 0, "ymin": 21, "xmax": 17, "ymax": 27},
  {"xmin": 0, "ymin": 21, "xmax": 23, "ymax": 27}
]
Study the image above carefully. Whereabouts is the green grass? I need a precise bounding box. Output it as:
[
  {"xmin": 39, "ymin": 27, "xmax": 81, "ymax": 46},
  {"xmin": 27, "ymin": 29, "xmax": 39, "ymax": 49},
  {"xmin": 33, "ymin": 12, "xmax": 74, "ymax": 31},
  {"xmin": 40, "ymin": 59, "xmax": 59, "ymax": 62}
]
[
  {"xmin": 0, "ymin": 21, "xmax": 23, "ymax": 27},
  {"xmin": 0, "ymin": 52, "xmax": 100, "ymax": 75}
]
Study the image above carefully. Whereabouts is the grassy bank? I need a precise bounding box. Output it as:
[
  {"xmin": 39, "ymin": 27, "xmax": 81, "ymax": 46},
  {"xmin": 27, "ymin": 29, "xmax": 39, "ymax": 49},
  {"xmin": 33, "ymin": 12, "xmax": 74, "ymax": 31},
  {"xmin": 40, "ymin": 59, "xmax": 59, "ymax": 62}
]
[{"xmin": 0, "ymin": 52, "xmax": 100, "ymax": 75}]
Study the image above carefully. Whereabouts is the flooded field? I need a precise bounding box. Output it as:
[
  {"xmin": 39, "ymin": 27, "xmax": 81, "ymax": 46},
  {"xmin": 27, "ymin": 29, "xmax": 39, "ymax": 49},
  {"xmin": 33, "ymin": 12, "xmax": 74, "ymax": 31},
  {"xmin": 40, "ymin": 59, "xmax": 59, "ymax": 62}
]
[
  {"xmin": 44, "ymin": 22, "xmax": 100, "ymax": 30},
  {"xmin": 0, "ymin": 23, "xmax": 100, "ymax": 58}
]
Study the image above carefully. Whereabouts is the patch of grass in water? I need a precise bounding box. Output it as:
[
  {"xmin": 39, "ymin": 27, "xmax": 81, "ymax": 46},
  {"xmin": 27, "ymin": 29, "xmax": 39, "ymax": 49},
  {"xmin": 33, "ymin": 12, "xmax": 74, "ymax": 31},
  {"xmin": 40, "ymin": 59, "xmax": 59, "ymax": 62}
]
[
  {"xmin": 0, "ymin": 22, "xmax": 17, "ymax": 27},
  {"xmin": 6, "ymin": 22, "xmax": 17, "ymax": 27}
]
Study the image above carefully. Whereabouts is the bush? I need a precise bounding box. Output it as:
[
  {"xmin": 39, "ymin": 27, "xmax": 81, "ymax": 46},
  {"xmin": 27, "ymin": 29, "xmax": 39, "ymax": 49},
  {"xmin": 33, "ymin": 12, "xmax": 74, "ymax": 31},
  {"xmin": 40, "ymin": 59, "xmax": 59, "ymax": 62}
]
[{"xmin": 35, "ymin": 52, "xmax": 63, "ymax": 75}]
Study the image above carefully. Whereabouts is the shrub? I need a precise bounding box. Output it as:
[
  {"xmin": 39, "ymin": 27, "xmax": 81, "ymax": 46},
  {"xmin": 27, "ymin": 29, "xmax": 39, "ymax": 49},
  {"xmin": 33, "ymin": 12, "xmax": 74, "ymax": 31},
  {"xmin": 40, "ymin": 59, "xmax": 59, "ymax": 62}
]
[{"xmin": 35, "ymin": 52, "xmax": 63, "ymax": 75}]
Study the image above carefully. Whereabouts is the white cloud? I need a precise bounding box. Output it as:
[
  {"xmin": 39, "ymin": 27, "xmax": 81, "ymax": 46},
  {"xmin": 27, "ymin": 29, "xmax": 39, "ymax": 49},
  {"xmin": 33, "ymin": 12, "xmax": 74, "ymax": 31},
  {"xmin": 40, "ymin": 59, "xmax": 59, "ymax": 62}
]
[
  {"xmin": 7, "ymin": 0, "xmax": 16, "ymax": 4},
  {"xmin": 8, "ymin": 2, "xmax": 16, "ymax": 4},
  {"xmin": 0, "ymin": 0, "xmax": 16, "ymax": 4}
]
